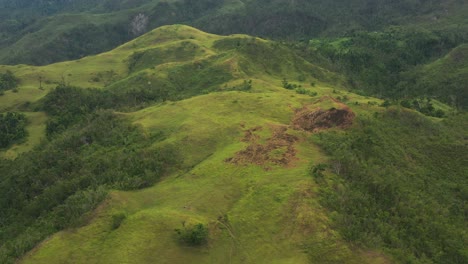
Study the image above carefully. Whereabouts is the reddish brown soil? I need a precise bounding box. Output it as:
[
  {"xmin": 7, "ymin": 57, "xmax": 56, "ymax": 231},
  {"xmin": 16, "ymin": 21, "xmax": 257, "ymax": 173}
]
[
  {"xmin": 226, "ymin": 125, "xmax": 298, "ymax": 169},
  {"xmin": 228, "ymin": 97, "xmax": 354, "ymax": 168},
  {"xmin": 241, "ymin": 126, "xmax": 263, "ymax": 142},
  {"xmin": 291, "ymin": 97, "xmax": 355, "ymax": 132}
]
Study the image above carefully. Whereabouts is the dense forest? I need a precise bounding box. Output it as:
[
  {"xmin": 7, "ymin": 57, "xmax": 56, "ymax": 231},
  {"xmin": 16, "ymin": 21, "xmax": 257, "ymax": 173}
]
[{"xmin": 313, "ymin": 110, "xmax": 468, "ymax": 263}]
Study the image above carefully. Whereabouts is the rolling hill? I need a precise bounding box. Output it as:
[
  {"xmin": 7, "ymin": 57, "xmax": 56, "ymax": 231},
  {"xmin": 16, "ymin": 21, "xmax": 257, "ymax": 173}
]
[{"xmin": 0, "ymin": 25, "xmax": 466, "ymax": 264}]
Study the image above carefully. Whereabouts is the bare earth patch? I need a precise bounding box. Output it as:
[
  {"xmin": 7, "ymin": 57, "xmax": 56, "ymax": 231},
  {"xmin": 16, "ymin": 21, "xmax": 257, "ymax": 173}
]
[
  {"xmin": 228, "ymin": 97, "xmax": 354, "ymax": 168},
  {"xmin": 292, "ymin": 97, "xmax": 355, "ymax": 132},
  {"xmin": 226, "ymin": 125, "xmax": 298, "ymax": 169}
]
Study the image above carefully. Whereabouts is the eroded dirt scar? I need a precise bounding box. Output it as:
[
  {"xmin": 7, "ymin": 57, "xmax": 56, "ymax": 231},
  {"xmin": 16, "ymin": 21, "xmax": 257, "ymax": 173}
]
[
  {"xmin": 291, "ymin": 107, "xmax": 355, "ymax": 132},
  {"xmin": 226, "ymin": 125, "xmax": 298, "ymax": 169},
  {"xmin": 227, "ymin": 96, "xmax": 355, "ymax": 169}
]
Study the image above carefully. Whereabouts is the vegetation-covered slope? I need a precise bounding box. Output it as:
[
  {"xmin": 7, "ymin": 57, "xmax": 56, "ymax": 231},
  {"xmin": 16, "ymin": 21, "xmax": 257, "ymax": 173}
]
[
  {"xmin": 404, "ymin": 44, "xmax": 468, "ymax": 110},
  {"xmin": 0, "ymin": 25, "xmax": 346, "ymax": 263},
  {"xmin": 0, "ymin": 25, "xmax": 466, "ymax": 264},
  {"xmin": 314, "ymin": 110, "xmax": 468, "ymax": 263},
  {"xmin": 297, "ymin": 25, "xmax": 468, "ymax": 110},
  {"xmin": 1, "ymin": 0, "xmax": 468, "ymax": 65},
  {"xmin": 16, "ymin": 91, "xmax": 390, "ymax": 264}
]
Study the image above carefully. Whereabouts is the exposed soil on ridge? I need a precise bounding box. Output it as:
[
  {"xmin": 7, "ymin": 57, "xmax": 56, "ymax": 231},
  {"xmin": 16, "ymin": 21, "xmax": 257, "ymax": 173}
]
[
  {"xmin": 291, "ymin": 97, "xmax": 355, "ymax": 132},
  {"xmin": 228, "ymin": 97, "xmax": 354, "ymax": 168},
  {"xmin": 226, "ymin": 125, "xmax": 298, "ymax": 169}
]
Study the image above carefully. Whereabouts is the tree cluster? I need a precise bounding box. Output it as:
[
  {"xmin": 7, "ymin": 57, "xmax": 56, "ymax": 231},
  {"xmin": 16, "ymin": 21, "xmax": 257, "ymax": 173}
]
[
  {"xmin": 175, "ymin": 223, "xmax": 209, "ymax": 246},
  {"xmin": 0, "ymin": 112, "xmax": 27, "ymax": 148},
  {"xmin": 0, "ymin": 70, "xmax": 19, "ymax": 92}
]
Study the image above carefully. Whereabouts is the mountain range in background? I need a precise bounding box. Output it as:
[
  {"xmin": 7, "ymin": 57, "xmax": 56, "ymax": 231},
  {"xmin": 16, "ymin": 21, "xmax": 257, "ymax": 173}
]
[{"xmin": 1, "ymin": 0, "xmax": 467, "ymax": 65}]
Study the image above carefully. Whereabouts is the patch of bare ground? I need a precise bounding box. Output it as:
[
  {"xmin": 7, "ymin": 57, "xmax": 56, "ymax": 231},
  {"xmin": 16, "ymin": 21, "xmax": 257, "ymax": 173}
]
[
  {"xmin": 226, "ymin": 125, "xmax": 298, "ymax": 169},
  {"xmin": 292, "ymin": 96, "xmax": 355, "ymax": 132},
  {"xmin": 228, "ymin": 97, "xmax": 355, "ymax": 168}
]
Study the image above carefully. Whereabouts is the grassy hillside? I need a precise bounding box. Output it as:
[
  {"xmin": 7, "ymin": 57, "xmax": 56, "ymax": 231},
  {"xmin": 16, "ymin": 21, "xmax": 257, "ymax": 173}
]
[
  {"xmin": 0, "ymin": 24, "xmax": 336, "ymax": 115},
  {"xmin": 0, "ymin": 25, "xmax": 466, "ymax": 264},
  {"xmin": 0, "ymin": 25, "xmax": 355, "ymax": 263},
  {"xmin": 18, "ymin": 91, "xmax": 391, "ymax": 264},
  {"xmin": 0, "ymin": 23, "xmax": 341, "ymax": 160}
]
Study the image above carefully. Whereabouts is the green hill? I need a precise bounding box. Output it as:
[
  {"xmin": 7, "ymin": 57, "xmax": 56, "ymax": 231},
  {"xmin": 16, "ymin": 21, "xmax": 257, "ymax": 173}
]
[{"xmin": 0, "ymin": 25, "xmax": 466, "ymax": 264}]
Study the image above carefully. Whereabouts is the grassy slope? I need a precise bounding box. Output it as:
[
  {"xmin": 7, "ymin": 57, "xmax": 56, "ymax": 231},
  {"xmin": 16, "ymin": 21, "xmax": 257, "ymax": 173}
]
[
  {"xmin": 0, "ymin": 31, "xmax": 129, "ymax": 157},
  {"xmin": 0, "ymin": 25, "xmax": 390, "ymax": 263},
  {"xmin": 20, "ymin": 90, "xmax": 388, "ymax": 264},
  {"xmin": 0, "ymin": 25, "xmax": 206, "ymax": 156},
  {"xmin": 0, "ymin": 24, "xmax": 341, "ymax": 158}
]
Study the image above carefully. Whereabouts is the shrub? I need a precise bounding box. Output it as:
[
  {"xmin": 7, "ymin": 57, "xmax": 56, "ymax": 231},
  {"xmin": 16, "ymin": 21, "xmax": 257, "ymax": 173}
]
[
  {"xmin": 295, "ymin": 88, "xmax": 317, "ymax": 97},
  {"xmin": 313, "ymin": 110, "xmax": 468, "ymax": 263},
  {"xmin": 309, "ymin": 163, "xmax": 327, "ymax": 181},
  {"xmin": 380, "ymin": 100, "xmax": 392, "ymax": 107},
  {"xmin": 296, "ymin": 88, "xmax": 308, "ymax": 94},
  {"xmin": 240, "ymin": 79, "xmax": 253, "ymax": 91},
  {"xmin": 111, "ymin": 213, "xmax": 127, "ymax": 230},
  {"xmin": 175, "ymin": 223, "xmax": 209, "ymax": 246},
  {"xmin": 282, "ymin": 78, "xmax": 298, "ymax": 90}
]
